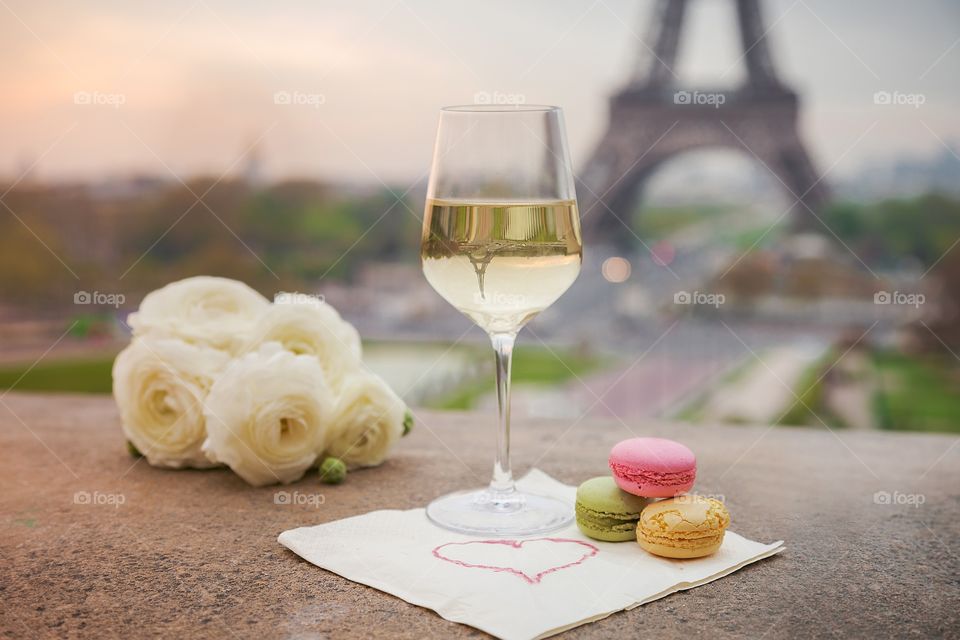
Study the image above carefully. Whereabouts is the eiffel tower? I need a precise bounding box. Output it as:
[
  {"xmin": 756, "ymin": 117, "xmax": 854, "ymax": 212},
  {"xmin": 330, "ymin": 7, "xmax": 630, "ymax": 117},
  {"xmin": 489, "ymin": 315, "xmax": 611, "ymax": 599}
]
[{"xmin": 579, "ymin": 0, "xmax": 828, "ymax": 248}]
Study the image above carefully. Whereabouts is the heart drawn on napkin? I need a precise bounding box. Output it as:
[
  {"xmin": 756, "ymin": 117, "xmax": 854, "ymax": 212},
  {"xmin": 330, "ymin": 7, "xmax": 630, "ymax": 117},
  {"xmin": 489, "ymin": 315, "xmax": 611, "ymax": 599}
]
[{"xmin": 432, "ymin": 538, "xmax": 599, "ymax": 585}]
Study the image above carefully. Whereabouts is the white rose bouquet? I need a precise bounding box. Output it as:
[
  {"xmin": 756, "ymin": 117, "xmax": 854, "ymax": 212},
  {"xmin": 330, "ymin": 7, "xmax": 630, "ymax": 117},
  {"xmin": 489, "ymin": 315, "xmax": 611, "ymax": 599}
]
[
  {"xmin": 202, "ymin": 343, "xmax": 334, "ymax": 486},
  {"xmin": 113, "ymin": 276, "xmax": 411, "ymax": 486},
  {"xmin": 113, "ymin": 337, "xmax": 229, "ymax": 468},
  {"xmin": 325, "ymin": 371, "xmax": 406, "ymax": 468},
  {"xmin": 242, "ymin": 301, "xmax": 362, "ymax": 391},
  {"xmin": 127, "ymin": 276, "xmax": 269, "ymax": 353}
]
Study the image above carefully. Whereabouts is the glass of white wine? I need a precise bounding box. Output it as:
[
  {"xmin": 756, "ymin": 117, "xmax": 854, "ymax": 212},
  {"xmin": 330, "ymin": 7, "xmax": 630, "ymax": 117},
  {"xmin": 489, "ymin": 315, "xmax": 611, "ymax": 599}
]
[{"xmin": 421, "ymin": 105, "xmax": 582, "ymax": 536}]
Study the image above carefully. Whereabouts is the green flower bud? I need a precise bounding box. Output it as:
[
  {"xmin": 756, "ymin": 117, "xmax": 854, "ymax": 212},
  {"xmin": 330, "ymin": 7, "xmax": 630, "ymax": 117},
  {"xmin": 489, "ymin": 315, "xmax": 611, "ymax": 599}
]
[
  {"xmin": 402, "ymin": 410, "xmax": 414, "ymax": 436},
  {"xmin": 319, "ymin": 456, "xmax": 347, "ymax": 484}
]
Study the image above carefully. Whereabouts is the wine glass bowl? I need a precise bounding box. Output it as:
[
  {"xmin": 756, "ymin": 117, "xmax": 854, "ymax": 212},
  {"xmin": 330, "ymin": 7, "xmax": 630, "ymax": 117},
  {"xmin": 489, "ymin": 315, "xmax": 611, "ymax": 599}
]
[{"xmin": 420, "ymin": 105, "xmax": 581, "ymax": 536}]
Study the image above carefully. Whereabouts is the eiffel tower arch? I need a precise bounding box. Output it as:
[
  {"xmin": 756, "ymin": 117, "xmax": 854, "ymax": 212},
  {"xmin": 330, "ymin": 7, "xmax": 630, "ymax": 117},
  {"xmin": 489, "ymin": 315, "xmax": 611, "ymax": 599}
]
[{"xmin": 579, "ymin": 0, "xmax": 829, "ymax": 249}]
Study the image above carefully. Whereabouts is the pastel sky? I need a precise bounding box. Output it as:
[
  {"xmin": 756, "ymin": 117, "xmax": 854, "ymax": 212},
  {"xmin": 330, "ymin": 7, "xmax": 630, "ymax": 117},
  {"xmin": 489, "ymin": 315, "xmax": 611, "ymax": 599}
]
[{"xmin": 3, "ymin": 0, "xmax": 959, "ymax": 184}]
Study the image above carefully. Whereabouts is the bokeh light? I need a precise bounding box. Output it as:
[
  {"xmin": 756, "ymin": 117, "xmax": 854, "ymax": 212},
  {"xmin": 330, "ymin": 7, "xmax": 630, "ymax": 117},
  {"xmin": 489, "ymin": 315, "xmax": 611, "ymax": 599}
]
[
  {"xmin": 601, "ymin": 256, "xmax": 631, "ymax": 283},
  {"xmin": 650, "ymin": 240, "xmax": 676, "ymax": 267}
]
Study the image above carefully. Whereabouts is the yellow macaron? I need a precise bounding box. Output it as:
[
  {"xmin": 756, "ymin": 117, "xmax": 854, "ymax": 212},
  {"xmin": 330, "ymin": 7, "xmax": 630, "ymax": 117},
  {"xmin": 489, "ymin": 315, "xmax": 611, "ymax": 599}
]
[{"xmin": 637, "ymin": 495, "xmax": 730, "ymax": 559}]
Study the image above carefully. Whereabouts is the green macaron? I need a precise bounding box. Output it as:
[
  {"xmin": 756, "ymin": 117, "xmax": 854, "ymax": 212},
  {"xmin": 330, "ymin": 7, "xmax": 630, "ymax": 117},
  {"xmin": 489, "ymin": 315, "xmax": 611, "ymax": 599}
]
[{"xmin": 575, "ymin": 476, "xmax": 652, "ymax": 542}]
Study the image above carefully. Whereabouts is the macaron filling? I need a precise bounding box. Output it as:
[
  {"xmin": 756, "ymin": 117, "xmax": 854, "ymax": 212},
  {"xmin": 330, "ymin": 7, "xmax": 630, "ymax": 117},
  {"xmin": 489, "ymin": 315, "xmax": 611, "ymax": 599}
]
[
  {"xmin": 575, "ymin": 502, "xmax": 641, "ymax": 534},
  {"xmin": 637, "ymin": 529, "xmax": 725, "ymax": 550},
  {"xmin": 610, "ymin": 464, "xmax": 696, "ymax": 488}
]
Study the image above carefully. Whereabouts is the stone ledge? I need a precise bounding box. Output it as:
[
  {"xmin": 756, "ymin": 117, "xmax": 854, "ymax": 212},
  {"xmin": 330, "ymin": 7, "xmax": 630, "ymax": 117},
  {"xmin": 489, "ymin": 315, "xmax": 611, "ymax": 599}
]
[{"xmin": 1, "ymin": 393, "xmax": 957, "ymax": 638}]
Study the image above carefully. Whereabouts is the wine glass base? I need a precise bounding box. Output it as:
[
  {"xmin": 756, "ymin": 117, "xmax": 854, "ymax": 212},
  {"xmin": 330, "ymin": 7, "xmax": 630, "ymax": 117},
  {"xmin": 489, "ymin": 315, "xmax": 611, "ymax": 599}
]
[{"xmin": 426, "ymin": 488, "xmax": 573, "ymax": 537}]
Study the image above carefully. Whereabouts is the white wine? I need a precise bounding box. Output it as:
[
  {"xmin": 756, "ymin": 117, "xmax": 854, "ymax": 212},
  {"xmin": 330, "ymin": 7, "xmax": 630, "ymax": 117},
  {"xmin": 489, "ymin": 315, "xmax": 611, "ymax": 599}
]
[{"xmin": 421, "ymin": 199, "xmax": 582, "ymax": 334}]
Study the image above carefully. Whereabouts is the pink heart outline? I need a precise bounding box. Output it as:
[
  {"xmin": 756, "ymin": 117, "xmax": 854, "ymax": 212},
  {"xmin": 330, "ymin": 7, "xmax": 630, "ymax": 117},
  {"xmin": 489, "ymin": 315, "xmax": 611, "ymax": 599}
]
[{"xmin": 432, "ymin": 537, "xmax": 599, "ymax": 585}]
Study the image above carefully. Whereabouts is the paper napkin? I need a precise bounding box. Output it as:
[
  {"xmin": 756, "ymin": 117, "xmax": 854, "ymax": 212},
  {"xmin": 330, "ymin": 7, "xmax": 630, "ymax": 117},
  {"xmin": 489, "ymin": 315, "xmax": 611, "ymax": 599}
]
[{"xmin": 278, "ymin": 469, "xmax": 784, "ymax": 640}]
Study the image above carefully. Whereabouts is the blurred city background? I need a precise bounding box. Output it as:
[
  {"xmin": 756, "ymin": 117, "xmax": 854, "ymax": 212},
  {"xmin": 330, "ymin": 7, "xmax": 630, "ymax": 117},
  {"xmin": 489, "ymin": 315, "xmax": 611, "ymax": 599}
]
[{"xmin": 2, "ymin": 0, "xmax": 959, "ymax": 435}]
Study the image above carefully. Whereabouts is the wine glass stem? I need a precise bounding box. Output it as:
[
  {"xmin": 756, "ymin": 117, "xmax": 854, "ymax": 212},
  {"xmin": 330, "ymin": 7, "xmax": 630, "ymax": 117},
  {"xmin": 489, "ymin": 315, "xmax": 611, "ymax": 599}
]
[{"xmin": 489, "ymin": 331, "xmax": 517, "ymax": 495}]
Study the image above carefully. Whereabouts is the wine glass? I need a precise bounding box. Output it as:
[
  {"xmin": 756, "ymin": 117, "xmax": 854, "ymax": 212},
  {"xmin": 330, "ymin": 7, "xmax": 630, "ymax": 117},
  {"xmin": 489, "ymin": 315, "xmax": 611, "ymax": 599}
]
[{"xmin": 420, "ymin": 105, "xmax": 582, "ymax": 536}]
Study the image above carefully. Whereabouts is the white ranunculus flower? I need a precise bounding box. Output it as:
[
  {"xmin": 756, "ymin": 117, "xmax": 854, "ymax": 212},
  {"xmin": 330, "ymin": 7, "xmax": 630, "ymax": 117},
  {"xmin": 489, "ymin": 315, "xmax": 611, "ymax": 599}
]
[
  {"xmin": 243, "ymin": 299, "xmax": 362, "ymax": 390},
  {"xmin": 325, "ymin": 371, "xmax": 406, "ymax": 468},
  {"xmin": 128, "ymin": 276, "xmax": 270, "ymax": 353},
  {"xmin": 202, "ymin": 343, "xmax": 334, "ymax": 486},
  {"xmin": 112, "ymin": 338, "xmax": 230, "ymax": 469}
]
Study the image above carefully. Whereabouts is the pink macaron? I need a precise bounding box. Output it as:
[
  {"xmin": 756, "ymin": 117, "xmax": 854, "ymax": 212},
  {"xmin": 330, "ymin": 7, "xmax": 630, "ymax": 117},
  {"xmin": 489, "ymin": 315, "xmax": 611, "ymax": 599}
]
[{"xmin": 608, "ymin": 437, "xmax": 696, "ymax": 498}]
